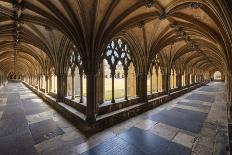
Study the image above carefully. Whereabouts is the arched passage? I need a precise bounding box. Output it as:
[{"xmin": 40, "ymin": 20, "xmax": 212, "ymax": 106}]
[{"xmin": 214, "ymin": 71, "xmax": 222, "ymax": 80}]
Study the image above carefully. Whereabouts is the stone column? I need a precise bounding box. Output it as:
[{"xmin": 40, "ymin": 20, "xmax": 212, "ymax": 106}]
[
  {"xmin": 124, "ymin": 71, "xmax": 128, "ymax": 100},
  {"xmin": 45, "ymin": 75, "xmax": 49, "ymax": 93},
  {"xmin": 80, "ymin": 73, "xmax": 83, "ymax": 103},
  {"xmin": 38, "ymin": 75, "xmax": 41, "ymax": 89},
  {"xmin": 48, "ymin": 75, "xmax": 52, "ymax": 92},
  {"xmin": 229, "ymin": 73, "xmax": 232, "ymax": 120},
  {"xmin": 176, "ymin": 74, "xmax": 181, "ymax": 88},
  {"xmin": 136, "ymin": 73, "xmax": 147, "ymax": 101},
  {"xmin": 56, "ymin": 74, "xmax": 67, "ymax": 102},
  {"xmin": 97, "ymin": 64, "xmax": 104, "ymax": 104},
  {"xmin": 40, "ymin": 75, "xmax": 43, "ymax": 89},
  {"xmin": 71, "ymin": 71, "xmax": 75, "ymax": 100},
  {"xmin": 86, "ymin": 72, "xmax": 97, "ymax": 123},
  {"xmin": 156, "ymin": 72, "xmax": 159, "ymax": 92},
  {"xmin": 111, "ymin": 70, "xmax": 115, "ymax": 103},
  {"xmin": 185, "ymin": 74, "xmax": 190, "ymax": 86},
  {"xmin": 162, "ymin": 74, "xmax": 169, "ymax": 93},
  {"xmin": 150, "ymin": 71, "xmax": 153, "ymax": 94}
]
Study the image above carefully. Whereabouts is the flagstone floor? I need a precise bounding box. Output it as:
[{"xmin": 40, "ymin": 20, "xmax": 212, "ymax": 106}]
[{"xmin": 0, "ymin": 82, "xmax": 229, "ymax": 155}]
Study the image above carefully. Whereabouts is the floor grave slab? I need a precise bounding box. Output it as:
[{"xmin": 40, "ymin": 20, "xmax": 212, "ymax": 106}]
[
  {"xmin": 0, "ymin": 127, "xmax": 36, "ymax": 155},
  {"xmin": 23, "ymin": 104, "xmax": 48, "ymax": 115},
  {"xmin": 149, "ymin": 107, "xmax": 208, "ymax": 133},
  {"xmin": 81, "ymin": 136, "xmax": 145, "ymax": 155},
  {"xmin": 29, "ymin": 118, "xmax": 64, "ymax": 144},
  {"xmin": 1, "ymin": 104, "xmax": 25, "ymax": 120},
  {"xmin": 6, "ymin": 93, "xmax": 20, "ymax": 105},
  {"xmin": 0, "ymin": 115, "xmax": 28, "ymax": 137},
  {"xmin": 198, "ymin": 86, "xmax": 218, "ymax": 92},
  {"xmin": 185, "ymin": 93, "xmax": 215, "ymax": 103},
  {"xmin": 176, "ymin": 101, "xmax": 211, "ymax": 110},
  {"xmin": 118, "ymin": 127, "xmax": 191, "ymax": 155}
]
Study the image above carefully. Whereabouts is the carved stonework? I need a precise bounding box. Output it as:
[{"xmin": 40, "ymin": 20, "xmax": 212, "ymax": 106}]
[
  {"xmin": 159, "ymin": 11, "xmax": 167, "ymax": 20},
  {"xmin": 191, "ymin": 2, "xmax": 202, "ymax": 9},
  {"xmin": 137, "ymin": 21, "xmax": 144, "ymax": 29},
  {"xmin": 145, "ymin": 0, "xmax": 154, "ymax": 8}
]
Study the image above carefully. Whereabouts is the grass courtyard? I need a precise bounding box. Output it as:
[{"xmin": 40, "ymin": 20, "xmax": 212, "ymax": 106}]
[{"xmin": 83, "ymin": 78, "xmax": 125, "ymax": 101}]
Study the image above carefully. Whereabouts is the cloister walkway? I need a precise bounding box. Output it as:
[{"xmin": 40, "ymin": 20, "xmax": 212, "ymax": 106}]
[{"xmin": 0, "ymin": 82, "xmax": 229, "ymax": 155}]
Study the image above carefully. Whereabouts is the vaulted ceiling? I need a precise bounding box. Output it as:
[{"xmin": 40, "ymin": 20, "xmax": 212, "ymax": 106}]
[{"xmin": 0, "ymin": 0, "xmax": 231, "ymax": 77}]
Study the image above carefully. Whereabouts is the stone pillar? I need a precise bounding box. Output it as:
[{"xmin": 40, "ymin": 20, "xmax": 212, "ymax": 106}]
[
  {"xmin": 97, "ymin": 64, "xmax": 104, "ymax": 104},
  {"xmin": 185, "ymin": 74, "xmax": 190, "ymax": 86},
  {"xmin": 80, "ymin": 73, "xmax": 83, "ymax": 103},
  {"xmin": 156, "ymin": 72, "xmax": 159, "ymax": 92},
  {"xmin": 162, "ymin": 74, "xmax": 169, "ymax": 93},
  {"xmin": 111, "ymin": 70, "xmax": 115, "ymax": 103},
  {"xmin": 71, "ymin": 71, "xmax": 75, "ymax": 100},
  {"xmin": 45, "ymin": 75, "xmax": 49, "ymax": 93},
  {"xmin": 56, "ymin": 74, "xmax": 67, "ymax": 102},
  {"xmin": 124, "ymin": 71, "xmax": 128, "ymax": 100},
  {"xmin": 136, "ymin": 73, "xmax": 147, "ymax": 101},
  {"xmin": 49, "ymin": 75, "xmax": 52, "ymax": 92},
  {"xmin": 38, "ymin": 75, "xmax": 41, "ymax": 89},
  {"xmin": 40, "ymin": 75, "xmax": 43, "ymax": 89},
  {"xmin": 176, "ymin": 74, "xmax": 182, "ymax": 88},
  {"xmin": 229, "ymin": 73, "xmax": 232, "ymax": 120},
  {"xmin": 86, "ymin": 72, "xmax": 97, "ymax": 123},
  {"xmin": 150, "ymin": 71, "xmax": 153, "ymax": 94}
]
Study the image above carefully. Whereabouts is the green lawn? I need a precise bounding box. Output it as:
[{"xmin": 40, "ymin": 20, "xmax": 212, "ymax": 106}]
[{"xmin": 82, "ymin": 78, "xmax": 125, "ymax": 100}]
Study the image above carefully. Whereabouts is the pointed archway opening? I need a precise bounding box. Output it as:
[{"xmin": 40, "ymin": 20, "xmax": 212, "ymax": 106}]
[{"xmin": 213, "ymin": 71, "xmax": 222, "ymax": 80}]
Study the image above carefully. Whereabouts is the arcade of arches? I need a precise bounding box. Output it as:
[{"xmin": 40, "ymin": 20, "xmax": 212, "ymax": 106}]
[{"xmin": 0, "ymin": 0, "xmax": 232, "ymax": 154}]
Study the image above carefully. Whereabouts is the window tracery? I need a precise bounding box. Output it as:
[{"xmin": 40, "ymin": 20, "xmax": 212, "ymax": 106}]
[
  {"xmin": 104, "ymin": 39, "xmax": 132, "ymax": 73},
  {"xmin": 103, "ymin": 38, "xmax": 133, "ymax": 102}
]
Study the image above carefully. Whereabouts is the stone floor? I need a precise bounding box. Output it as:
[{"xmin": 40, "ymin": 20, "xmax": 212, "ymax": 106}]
[{"xmin": 0, "ymin": 82, "xmax": 229, "ymax": 155}]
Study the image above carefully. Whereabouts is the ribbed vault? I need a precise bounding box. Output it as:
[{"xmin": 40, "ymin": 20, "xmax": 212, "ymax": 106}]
[{"xmin": 0, "ymin": 0, "xmax": 231, "ymax": 111}]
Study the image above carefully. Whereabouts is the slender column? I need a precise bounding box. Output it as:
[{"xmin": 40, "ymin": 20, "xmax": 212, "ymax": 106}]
[
  {"xmin": 80, "ymin": 72, "xmax": 83, "ymax": 103},
  {"xmin": 48, "ymin": 75, "xmax": 52, "ymax": 92},
  {"xmin": 176, "ymin": 74, "xmax": 181, "ymax": 88},
  {"xmin": 45, "ymin": 75, "xmax": 49, "ymax": 93},
  {"xmin": 71, "ymin": 71, "xmax": 75, "ymax": 100},
  {"xmin": 38, "ymin": 75, "xmax": 41, "ymax": 89},
  {"xmin": 40, "ymin": 75, "xmax": 43, "ymax": 89},
  {"xmin": 172, "ymin": 74, "xmax": 175, "ymax": 88},
  {"xmin": 185, "ymin": 74, "xmax": 190, "ymax": 87},
  {"xmin": 156, "ymin": 72, "xmax": 159, "ymax": 92},
  {"xmin": 111, "ymin": 70, "xmax": 115, "ymax": 103},
  {"xmin": 150, "ymin": 72, "xmax": 152, "ymax": 94},
  {"xmin": 125, "ymin": 71, "xmax": 128, "ymax": 100},
  {"xmin": 97, "ymin": 64, "xmax": 104, "ymax": 104},
  {"xmin": 53, "ymin": 75, "xmax": 56, "ymax": 92}
]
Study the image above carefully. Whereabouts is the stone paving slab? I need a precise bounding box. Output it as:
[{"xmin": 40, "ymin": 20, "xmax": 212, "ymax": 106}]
[
  {"xmin": 119, "ymin": 127, "xmax": 191, "ymax": 155},
  {"xmin": 1, "ymin": 104, "xmax": 25, "ymax": 120},
  {"xmin": 0, "ymin": 128, "xmax": 36, "ymax": 155},
  {"xmin": 198, "ymin": 86, "xmax": 218, "ymax": 92},
  {"xmin": 186, "ymin": 93, "xmax": 215, "ymax": 103},
  {"xmin": 149, "ymin": 107, "xmax": 208, "ymax": 133},
  {"xmin": 29, "ymin": 119, "xmax": 65, "ymax": 144},
  {"xmin": 176, "ymin": 101, "xmax": 211, "ymax": 110},
  {"xmin": 0, "ymin": 115, "xmax": 28, "ymax": 137},
  {"xmin": 81, "ymin": 136, "xmax": 145, "ymax": 155}
]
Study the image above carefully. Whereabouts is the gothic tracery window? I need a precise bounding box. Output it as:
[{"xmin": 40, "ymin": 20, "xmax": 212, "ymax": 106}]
[
  {"xmin": 147, "ymin": 55, "xmax": 163, "ymax": 94},
  {"xmin": 67, "ymin": 48, "xmax": 85, "ymax": 102},
  {"xmin": 103, "ymin": 38, "xmax": 135, "ymax": 103},
  {"xmin": 105, "ymin": 39, "xmax": 132, "ymax": 71}
]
